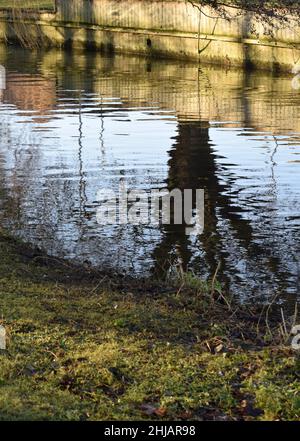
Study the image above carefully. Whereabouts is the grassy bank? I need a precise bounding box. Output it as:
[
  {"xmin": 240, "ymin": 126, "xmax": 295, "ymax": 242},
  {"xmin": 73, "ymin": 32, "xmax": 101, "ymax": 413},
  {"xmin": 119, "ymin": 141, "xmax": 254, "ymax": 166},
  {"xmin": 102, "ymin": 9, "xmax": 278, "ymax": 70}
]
[
  {"xmin": 0, "ymin": 1, "xmax": 54, "ymax": 10},
  {"xmin": 0, "ymin": 231, "xmax": 299, "ymax": 421}
]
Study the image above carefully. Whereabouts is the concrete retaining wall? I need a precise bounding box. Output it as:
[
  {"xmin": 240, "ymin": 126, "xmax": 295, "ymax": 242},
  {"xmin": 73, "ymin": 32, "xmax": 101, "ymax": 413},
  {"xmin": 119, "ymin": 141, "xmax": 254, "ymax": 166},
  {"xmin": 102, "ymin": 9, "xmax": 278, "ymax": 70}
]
[{"xmin": 0, "ymin": 0, "xmax": 300, "ymax": 70}]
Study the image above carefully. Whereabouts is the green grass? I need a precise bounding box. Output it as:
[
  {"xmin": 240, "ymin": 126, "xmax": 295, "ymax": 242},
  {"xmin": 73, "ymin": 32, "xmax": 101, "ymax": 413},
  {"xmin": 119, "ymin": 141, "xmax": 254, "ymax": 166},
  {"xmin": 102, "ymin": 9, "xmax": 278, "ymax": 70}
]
[
  {"xmin": 0, "ymin": 0, "xmax": 54, "ymax": 10},
  {"xmin": 0, "ymin": 231, "xmax": 299, "ymax": 421}
]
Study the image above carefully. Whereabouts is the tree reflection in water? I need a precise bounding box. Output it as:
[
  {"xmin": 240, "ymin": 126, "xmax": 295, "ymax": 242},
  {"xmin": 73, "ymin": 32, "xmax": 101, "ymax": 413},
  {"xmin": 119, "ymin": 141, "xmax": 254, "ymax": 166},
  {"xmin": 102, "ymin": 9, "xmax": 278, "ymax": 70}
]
[{"xmin": 0, "ymin": 47, "xmax": 299, "ymax": 302}]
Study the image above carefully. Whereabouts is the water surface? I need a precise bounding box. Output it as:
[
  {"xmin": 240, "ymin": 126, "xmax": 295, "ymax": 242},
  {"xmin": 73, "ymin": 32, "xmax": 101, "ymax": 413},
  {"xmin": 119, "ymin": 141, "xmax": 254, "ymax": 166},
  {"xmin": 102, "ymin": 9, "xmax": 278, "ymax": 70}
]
[{"xmin": 0, "ymin": 46, "xmax": 299, "ymax": 301}]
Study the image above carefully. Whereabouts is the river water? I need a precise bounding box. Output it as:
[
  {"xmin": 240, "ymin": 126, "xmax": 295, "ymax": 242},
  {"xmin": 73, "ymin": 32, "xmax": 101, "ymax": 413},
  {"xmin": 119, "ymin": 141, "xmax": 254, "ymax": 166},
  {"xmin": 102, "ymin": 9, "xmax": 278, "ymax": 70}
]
[{"xmin": 0, "ymin": 45, "xmax": 299, "ymax": 301}]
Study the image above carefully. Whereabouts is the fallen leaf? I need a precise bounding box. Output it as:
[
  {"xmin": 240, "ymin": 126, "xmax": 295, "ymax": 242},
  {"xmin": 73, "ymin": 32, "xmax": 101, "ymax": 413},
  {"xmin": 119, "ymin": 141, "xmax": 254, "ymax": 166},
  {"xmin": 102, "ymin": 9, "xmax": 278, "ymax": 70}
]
[{"xmin": 140, "ymin": 403, "xmax": 167, "ymax": 417}]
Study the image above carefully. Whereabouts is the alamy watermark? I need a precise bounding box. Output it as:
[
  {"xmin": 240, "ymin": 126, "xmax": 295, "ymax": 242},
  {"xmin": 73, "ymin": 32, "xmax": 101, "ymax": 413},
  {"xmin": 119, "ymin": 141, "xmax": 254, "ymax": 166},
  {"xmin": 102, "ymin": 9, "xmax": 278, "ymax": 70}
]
[{"xmin": 96, "ymin": 180, "xmax": 204, "ymax": 236}]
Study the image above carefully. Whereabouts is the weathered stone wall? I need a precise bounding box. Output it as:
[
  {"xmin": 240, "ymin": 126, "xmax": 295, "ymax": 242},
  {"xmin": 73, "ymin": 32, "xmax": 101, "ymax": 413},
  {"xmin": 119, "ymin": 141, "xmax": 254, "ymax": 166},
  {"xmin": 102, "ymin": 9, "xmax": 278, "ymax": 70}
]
[
  {"xmin": 0, "ymin": 0, "xmax": 300, "ymax": 70},
  {"xmin": 55, "ymin": 0, "xmax": 300, "ymax": 43}
]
